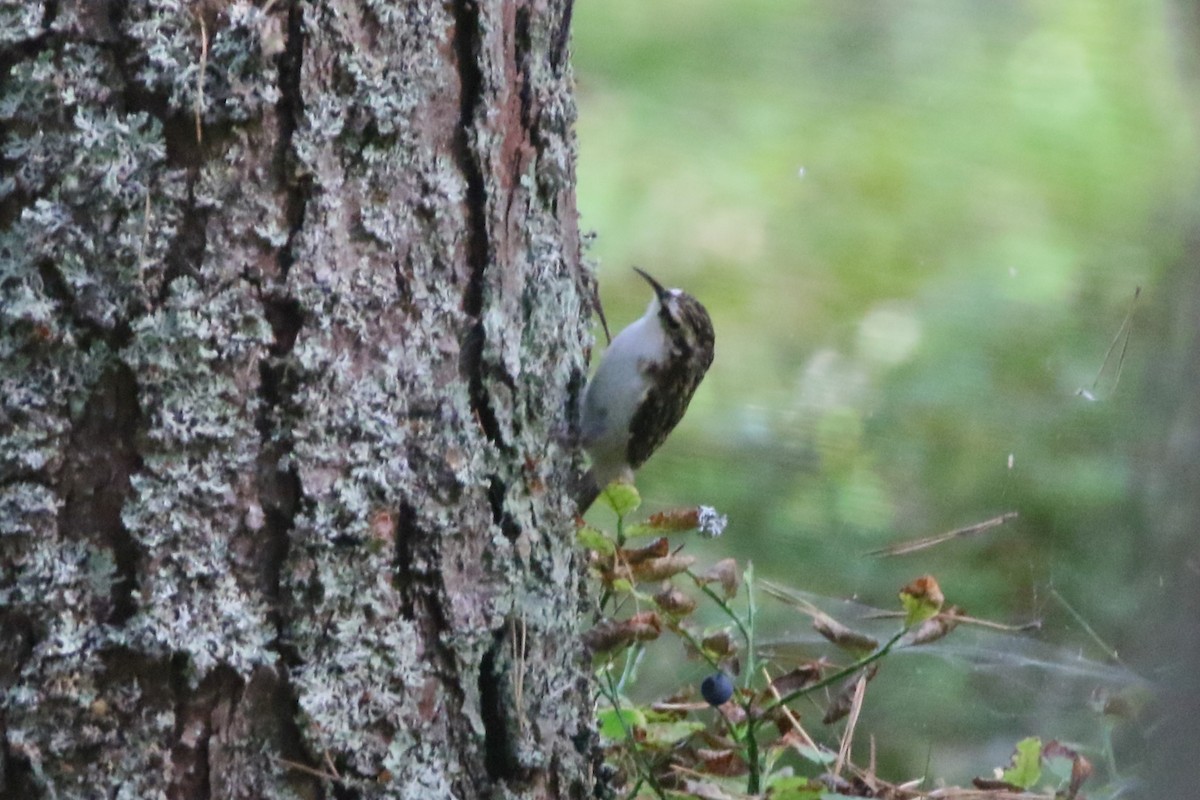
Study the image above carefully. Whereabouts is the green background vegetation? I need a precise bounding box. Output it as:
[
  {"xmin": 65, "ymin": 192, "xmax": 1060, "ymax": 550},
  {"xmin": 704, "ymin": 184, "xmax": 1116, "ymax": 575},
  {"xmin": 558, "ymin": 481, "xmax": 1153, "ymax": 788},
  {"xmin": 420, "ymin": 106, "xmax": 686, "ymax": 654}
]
[{"xmin": 573, "ymin": 0, "xmax": 1198, "ymax": 788}]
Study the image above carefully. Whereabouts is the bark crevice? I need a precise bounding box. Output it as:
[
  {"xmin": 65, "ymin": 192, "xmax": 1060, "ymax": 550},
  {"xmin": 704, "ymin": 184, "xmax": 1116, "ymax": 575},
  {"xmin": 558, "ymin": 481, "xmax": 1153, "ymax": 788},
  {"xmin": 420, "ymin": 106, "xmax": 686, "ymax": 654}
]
[
  {"xmin": 453, "ymin": 0, "xmax": 504, "ymax": 450},
  {"xmin": 158, "ymin": 181, "xmax": 209, "ymax": 303},
  {"xmin": 168, "ymin": 660, "xmax": 242, "ymax": 800},
  {"xmin": 480, "ymin": 624, "xmax": 529, "ymax": 785},
  {"xmin": 58, "ymin": 361, "xmax": 143, "ymax": 625},
  {"xmin": 275, "ymin": 0, "xmax": 311, "ymax": 280},
  {"xmin": 488, "ymin": 475, "xmax": 521, "ymax": 541},
  {"xmin": 251, "ymin": 4, "xmax": 322, "ymax": 790},
  {"xmin": 550, "ymin": 0, "xmax": 574, "ymax": 73}
]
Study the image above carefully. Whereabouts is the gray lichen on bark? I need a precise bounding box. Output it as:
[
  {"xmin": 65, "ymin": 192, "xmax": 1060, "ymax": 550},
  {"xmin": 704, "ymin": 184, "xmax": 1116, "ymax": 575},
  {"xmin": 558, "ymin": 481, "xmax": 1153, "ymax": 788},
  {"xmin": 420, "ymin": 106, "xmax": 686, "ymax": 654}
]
[{"xmin": 1, "ymin": 1, "xmax": 594, "ymax": 798}]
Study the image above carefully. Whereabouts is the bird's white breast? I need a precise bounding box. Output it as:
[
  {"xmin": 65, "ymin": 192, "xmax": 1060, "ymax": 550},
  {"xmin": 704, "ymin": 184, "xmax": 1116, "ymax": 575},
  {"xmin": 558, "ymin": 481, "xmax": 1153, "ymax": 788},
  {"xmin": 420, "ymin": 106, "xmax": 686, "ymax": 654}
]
[{"xmin": 580, "ymin": 302, "xmax": 666, "ymax": 483}]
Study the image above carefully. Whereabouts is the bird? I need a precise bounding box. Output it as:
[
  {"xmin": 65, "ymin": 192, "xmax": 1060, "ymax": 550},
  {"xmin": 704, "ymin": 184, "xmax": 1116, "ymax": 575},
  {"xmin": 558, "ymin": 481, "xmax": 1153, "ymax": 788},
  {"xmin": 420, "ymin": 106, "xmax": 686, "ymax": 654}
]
[{"xmin": 574, "ymin": 268, "xmax": 715, "ymax": 510}]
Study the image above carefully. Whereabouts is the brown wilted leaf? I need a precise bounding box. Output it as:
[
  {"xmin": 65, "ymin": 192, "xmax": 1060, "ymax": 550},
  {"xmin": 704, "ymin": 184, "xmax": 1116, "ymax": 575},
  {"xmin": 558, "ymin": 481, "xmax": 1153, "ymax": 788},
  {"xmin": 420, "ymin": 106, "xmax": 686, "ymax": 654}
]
[
  {"xmin": 600, "ymin": 538, "xmax": 674, "ymax": 585},
  {"xmin": 821, "ymin": 773, "xmax": 880, "ymax": 797},
  {"xmin": 769, "ymin": 664, "xmax": 825, "ymax": 697},
  {"xmin": 971, "ymin": 776, "xmax": 1024, "ymax": 791},
  {"xmin": 697, "ymin": 558, "xmax": 740, "ymax": 599},
  {"xmin": 717, "ymin": 701, "xmax": 747, "ymax": 726},
  {"xmin": 619, "ymin": 537, "xmax": 670, "ymax": 565},
  {"xmin": 701, "ymin": 629, "xmax": 738, "ymax": 657},
  {"xmin": 1070, "ymin": 753, "xmax": 1094, "ymax": 798},
  {"xmin": 900, "ymin": 574, "xmax": 944, "ymax": 607},
  {"xmin": 822, "ymin": 665, "xmax": 878, "ymax": 724},
  {"xmin": 818, "ymin": 772, "xmax": 876, "ymax": 796},
  {"xmin": 695, "ymin": 748, "xmax": 747, "ymax": 777},
  {"xmin": 583, "ymin": 612, "xmax": 662, "ymax": 654},
  {"xmin": 624, "ymin": 611, "xmax": 662, "ymax": 640},
  {"xmin": 654, "ymin": 586, "xmax": 697, "ymax": 617},
  {"xmin": 649, "ymin": 693, "xmax": 695, "ymax": 718},
  {"xmin": 631, "ymin": 554, "xmax": 696, "ymax": 582},
  {"xmin": 1043, "ymin": 740, "xmax": 1093, "ymax": 799},
  {"xmin": 812, "ymin": 612, "xmax": 879, "ymax": 654},
  {"xmin": 643, "ymin": 507, "xmax": 703, "ymax": 532},
  {"xmin": 906, "ymin": 604, "xmax": 964, "ymax": 646}
]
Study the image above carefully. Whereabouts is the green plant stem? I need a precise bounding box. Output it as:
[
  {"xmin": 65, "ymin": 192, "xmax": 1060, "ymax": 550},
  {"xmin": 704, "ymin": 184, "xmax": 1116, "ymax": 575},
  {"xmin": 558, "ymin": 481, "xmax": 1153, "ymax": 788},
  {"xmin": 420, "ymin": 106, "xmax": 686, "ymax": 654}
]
[
  {"xmin": 765, "ymin": 627, "xmax": 907, "ymax": 713},
  {"xmin": 668, "ymin": 622, "xmax": 723, "ymax": 674},
  {"xmin": 686, "ymin": 568, "xmax": 758, "ymax": 786},
  {"xmin": 1102, "ymin": 719, "xmax": 1119, "ymax": 782},
  {"xmin": 598, "ymin": 508, "xmax": 631, "ymax": 613},
  {"xmin": 1049, "ymin": 585, "xmax": 1123, "ymax": 665},
  {"xmin": 686, "ymin": 571, "xmax": 753, "ymax": 658},
  {"xmin": 667, "ymin": 622, "xmax": 752, "ymax": 752},
  {"xmin": 744, "ymin": 563, "xmax": 757, "ymax": 686},
  {"xmin": 736, "ymin": 627, "xmax": 909, "ymax": 795},
  {"xmin": 599, "ymin": 667, "xmax": 668, "ymax": 800},
  {"xmin": 746, "ymin": 729, "xmax": 760, "ymax": 795},
  {"xmin": 684, "ymin": 568, "xmax": 762, "ymax": 789},
  {"xmin": 616, "ymin": 642, "xmax": 644, "ymax": 694}
]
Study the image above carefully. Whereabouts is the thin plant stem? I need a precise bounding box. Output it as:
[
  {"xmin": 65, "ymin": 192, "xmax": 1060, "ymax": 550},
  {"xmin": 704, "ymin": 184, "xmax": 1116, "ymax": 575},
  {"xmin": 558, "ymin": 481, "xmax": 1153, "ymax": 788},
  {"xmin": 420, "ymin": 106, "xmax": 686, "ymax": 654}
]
[
  {"xmin": 761, "ymin": 628, "xmax": 908, "ymax": 717},
  {"xmin": 746, "ymin": 726, "xmax": 761, "ymax": 795},
  {"xmin": 684, "ymin": 567, "xmax": 761, "ymax": 788},
  {"xmin": 744, "ymin": 563, "xmax": 757, "ymax": 686},
  {"xmin": 1049, "ymin": 585, "xmax": 1123, "ymax": 665},
  {"xmin": 739, "ymin": 628, "xmax": 907, "ymax": 793},
  {"xmin": 686, "ymin": 572, "xmax": 753, "ymax": 657},
  {"xmin": 669, "ymin": 623, "xmax": 722, "ymax": 673},
  {"xmin": 599, "ymin": 667, "xmax": 668, "ymax": 800},
  {"xmin": 616, "ymin": 643, "xmax": 644, "ymax": 695},
  {"xmin": 1102, "ymin": 719, "xmax": 1119, "ymax": 783}
]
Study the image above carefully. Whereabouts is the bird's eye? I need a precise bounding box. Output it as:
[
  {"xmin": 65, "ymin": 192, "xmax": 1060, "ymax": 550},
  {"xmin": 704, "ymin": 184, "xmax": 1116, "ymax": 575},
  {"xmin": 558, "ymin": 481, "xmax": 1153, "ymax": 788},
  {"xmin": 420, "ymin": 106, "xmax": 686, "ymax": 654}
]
[{"xmin": 663, "ymin": 311, "xmax": 681, "ymax": 330}]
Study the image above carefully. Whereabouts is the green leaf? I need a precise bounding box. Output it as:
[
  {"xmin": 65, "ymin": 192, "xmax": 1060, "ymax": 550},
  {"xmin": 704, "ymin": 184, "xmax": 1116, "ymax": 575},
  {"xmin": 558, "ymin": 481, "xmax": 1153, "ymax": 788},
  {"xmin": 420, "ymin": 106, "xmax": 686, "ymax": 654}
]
[
  {"xmin": 597, "ymin": 705, "xmax": 647, "ymax": 741},
  {"xmin": 790, "ymin": 744, "xmax": 835, "ymax": 766},
  {"xmin": 1002, "ymin": 736, "xmax": 1043, "ymax": 789},
  {"xmin": 610, "ymin": 578, "xmax": 634, "ymax": 595},
  {"xmin": 899, "ymin": 575, "xmax": 944, "ymax": 627},
  {"xmin": 766, "ymin": 775, "xmax": 824, "ymax": 799},
  {"xmin": 600, "ymin": 481, "xmax": 641, "ymax": 517},
  {"xmin": 621, "ymin": 522, "xmax": 666, "ymax": 538},
  {"xmin": 641, "ymin": 720, "xmax": 704, "ymax": 746},
  {"xmin": 576, "ymin": 525, "xmax": 615, "ymax": 555}
]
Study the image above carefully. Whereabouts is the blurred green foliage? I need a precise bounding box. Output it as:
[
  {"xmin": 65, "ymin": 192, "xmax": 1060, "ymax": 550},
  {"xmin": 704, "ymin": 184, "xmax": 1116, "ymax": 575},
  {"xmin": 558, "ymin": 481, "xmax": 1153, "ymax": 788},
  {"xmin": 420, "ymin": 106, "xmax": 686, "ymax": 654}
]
[{"xmin": 574, "ymin": 0, "xmax": 1198, "ymax": 787}]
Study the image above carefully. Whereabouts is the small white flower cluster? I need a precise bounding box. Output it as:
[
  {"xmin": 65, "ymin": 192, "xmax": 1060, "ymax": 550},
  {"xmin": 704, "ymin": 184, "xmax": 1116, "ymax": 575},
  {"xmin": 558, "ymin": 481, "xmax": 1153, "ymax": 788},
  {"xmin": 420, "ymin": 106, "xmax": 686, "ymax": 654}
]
[{"xmin": 696, "ymin": 505, "xmax": 728, "ymax": 538}]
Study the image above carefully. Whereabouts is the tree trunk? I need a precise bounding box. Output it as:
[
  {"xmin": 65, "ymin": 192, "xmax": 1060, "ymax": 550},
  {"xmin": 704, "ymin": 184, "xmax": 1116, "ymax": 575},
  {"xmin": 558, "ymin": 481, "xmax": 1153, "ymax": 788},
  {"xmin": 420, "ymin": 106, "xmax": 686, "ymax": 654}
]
[{"xmin": 0, "ymin": 1, "xmax": 595, "ymax": 798}]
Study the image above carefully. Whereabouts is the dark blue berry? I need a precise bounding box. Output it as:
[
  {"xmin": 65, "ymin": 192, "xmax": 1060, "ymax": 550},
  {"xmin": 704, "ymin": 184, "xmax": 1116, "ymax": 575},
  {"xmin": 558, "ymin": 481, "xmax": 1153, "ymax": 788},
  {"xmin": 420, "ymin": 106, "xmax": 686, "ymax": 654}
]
[{"xmin": 700, "ymin": 672, "xmax": 733, "ymax": 706}]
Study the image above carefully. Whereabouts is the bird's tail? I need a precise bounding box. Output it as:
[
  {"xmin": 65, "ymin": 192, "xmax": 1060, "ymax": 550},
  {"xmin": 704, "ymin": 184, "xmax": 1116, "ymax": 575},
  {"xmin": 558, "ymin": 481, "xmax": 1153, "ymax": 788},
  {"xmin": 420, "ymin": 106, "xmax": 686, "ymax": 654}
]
[{"xmin": 570, "ymin": 468, "xmax": 602, "ymax": 513}]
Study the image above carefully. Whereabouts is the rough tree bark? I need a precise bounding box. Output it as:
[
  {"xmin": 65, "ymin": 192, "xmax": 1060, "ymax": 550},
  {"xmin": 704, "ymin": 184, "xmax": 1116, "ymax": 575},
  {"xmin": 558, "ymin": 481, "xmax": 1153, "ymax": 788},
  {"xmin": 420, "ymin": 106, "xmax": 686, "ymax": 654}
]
[{"xmin": 0, "ymin": 0, "xmax": 595, "ymax": 798}]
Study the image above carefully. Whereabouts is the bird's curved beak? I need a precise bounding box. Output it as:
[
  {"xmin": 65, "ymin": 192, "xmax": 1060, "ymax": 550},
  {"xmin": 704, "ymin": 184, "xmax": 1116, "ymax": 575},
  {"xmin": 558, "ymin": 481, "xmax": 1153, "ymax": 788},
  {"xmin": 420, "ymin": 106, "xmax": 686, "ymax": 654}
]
[{"xmin": 632, "ymin": 267, "xmax": 669, "ymax": 303}]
